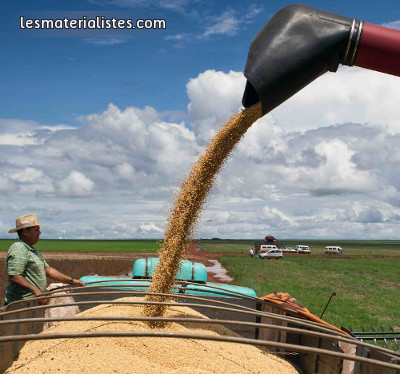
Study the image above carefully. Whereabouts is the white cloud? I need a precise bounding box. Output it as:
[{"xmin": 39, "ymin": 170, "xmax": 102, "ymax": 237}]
[
  {"xmin": 0, "ymin": 175, "xmax": 16, "ymax": 193},
  {"xmin": 164, "ymin": 33, "xmax": 186, "ymax": 41},
  {"xmin": 58, "ymin": 171, "xmax": 95, "ymax": 197},
  {"xmin": 2, "ymin": 67, "xmax": 400, "ymax": 239},
  {"xmin": 201, "ymin": 10, "xmax": 239, "ymax": 38},
  {"xmin": 244, "ymin": 4, "xmax": 263, "ymax": 21},
  {"xmin": 163, "ymin": 4, "xmax": 263, "ymax": 46},
  {"xmin": 9, "ymin": 167, "xmax": 55, "ymax": 196},
  {"xmin": 308, "ymin": 139, "xmax": 377, "ymax": 195},
  {"xmin": 187, "ymin": 69, "xmax": 245, "ymax": 143},
  {"xmin": 114, "ymin": 162, "xmax": 137, "ymax": 183},
  {"xmin": 0, "ymin": 119, "xmax": 39, "ymax": 146},
  {"xmin": 182, "ymin": 68, "xmax": 400, "ymax": 238},
  {"xmin": 261, "ymin": 206, "xmax": 293, "ymax": 228},
  {"xmin": 271, "ymin": 67, "xmax": 400, "ymax": 132},
  {"xmin": 84, "ymin": 37, "xmax": 127, "ymax": 45},
  {"xmin": 336, "ymin": 205, "xmax": 386, "ymax": 224},
  {"xmin": 0, "ymin": 120, "xmax": 76, "ymax": 146},
  {"xmin": 357, "ymin": 207, "xmax": 384, "ymax": 223},
  {"xmin": 0, "ymin": 134, "xmax": 38, "ymax": 146},
  {"xmin": 157, "ymin": 0, "xmax": 188, "ymax": 13},
  {"xmin": 0, "ymin": 118, "xmax": 37, "ymax": 133},
  {"xmin": 11, "ymin": 167, "xmax": 45, "ymax": 184},
  {"xmin": 381, "ymin": 20, "xmax": 400, "ymax": 30},
  {"xmin": 336, "ymin": 206, "xmax": 357, "ymax": 222},
  {"xmin": 138, "ymin": 223, "xmax": 164, "ymax": 235}
]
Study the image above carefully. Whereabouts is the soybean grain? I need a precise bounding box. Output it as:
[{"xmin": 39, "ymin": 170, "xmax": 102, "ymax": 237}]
[{"xmin": 144, "ymin": 103, "xmax": 262, "ymax": 321}]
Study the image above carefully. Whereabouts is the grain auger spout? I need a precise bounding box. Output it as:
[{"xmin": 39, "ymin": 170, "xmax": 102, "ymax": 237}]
[{"xmin": 242, "ymin": 3, "xmax": 400, "ymax": 115}]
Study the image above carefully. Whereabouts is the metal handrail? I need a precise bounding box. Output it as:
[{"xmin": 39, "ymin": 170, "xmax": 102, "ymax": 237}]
[
  {"xmin": 0, "ymin": 314, "xmax": 399, "ymax": 358},
  {"xmin": 350, "ymin": 326, "xmax": 400, "ymax": 351},
  {"xmin": 0, "ymin": 331, "xmax": 399, "ymax": 371},
  {"xmin": 2, "ymin": 292, "xmax": 400, "ymax": 359},
  {"xmin": 0, "ymin": 291, "xmax": 352, "ymax": 339}
]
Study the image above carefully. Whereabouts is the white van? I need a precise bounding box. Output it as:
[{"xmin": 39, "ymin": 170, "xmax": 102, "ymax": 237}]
[
  {"xmin": 260, "ymin": 245, "xmax": 278, "ymax": 253},
  {"xmin": 324, "ymin": 246, "xmax": 343, "ymax": 254},
  {"xmin": 295, "ymin": 245, "xmax": 310, "ymax": 254}
]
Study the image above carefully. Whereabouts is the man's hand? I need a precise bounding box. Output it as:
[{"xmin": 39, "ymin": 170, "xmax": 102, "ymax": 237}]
[
  {"xmin": 71, "ymin": 279, "xmax": 85, "ymax": 287},
  {"xmin": 34, "ymin": 291, "xmax": 49, "ymax": 305}
]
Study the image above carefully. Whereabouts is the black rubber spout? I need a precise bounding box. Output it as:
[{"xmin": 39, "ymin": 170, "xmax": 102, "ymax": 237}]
[{"xmin": 242, "ymin": 4, "xmax": 363, "ymax": 115}]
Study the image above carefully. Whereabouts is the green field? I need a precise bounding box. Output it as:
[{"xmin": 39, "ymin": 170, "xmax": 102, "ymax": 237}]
[
  {"xmin": 221, "ymin": 255, "xmax": 400, "ymax": 329},
  {"xmin": 199, "ymin": 239, "xmax": 400, "ymax": 256},
  {"xmin": 2, "ymin": 238, "xmax": 400, "ymax": 256},
  {"xmin": 0, "ymin": 239, "xmax": 162, "ymax": 253}
]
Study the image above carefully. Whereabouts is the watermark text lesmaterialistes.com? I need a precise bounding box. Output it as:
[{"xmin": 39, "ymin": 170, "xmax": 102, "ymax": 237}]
[{"xmin": 20, "ymin": 16, "xmax": 166, "ymax": 30}]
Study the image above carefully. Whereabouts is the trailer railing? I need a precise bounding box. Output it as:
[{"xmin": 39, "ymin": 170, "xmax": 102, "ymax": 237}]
[
  {"xmin": 1, "ymin": 283, "xmax": 399, "ymax": 374},
  {"xmin": 349, "ymin": 326, "xmax": 400, "ymax": 351}
]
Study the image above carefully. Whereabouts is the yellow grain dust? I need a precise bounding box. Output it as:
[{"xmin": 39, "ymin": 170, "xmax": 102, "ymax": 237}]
[{"xmin": 144, "ymin": 103, "xmax": 262, "ymax": 319}]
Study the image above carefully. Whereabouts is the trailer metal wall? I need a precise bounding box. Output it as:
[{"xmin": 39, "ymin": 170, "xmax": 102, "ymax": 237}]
[
  {"xmin": 0, "ymin": 300, "xmax": 44, "ymax": 374},
  {"xmin": 0, "ymin": 292, "xmax": 399, "ymax": 374},
  {"xmin": 260, "ymin": 303, "xmax": 399, "ymax": 374}
]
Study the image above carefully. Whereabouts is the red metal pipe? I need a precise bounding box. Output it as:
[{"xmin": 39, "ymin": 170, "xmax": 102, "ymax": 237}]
[{"xmin": 355, "ymin": 22, "xmax": 400, "ymax": 77}]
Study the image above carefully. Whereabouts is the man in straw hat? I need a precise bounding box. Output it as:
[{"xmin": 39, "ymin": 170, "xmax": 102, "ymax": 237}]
[{"xmin": 5, "ymin": 214, "xmax": 85, "ymax": 306}]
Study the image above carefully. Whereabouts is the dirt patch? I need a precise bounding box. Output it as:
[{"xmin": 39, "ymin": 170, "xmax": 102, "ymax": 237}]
[
  {"xmin": 205, "ymin": 260, "xmax": 234, "ymax": 282},
  {"xmin": 34, "ymin": 247, "xmax": 237, "ymax": 284},
  {"xmin": 182, "ymin": 242, "xmax": 242, "ymax": 283}
]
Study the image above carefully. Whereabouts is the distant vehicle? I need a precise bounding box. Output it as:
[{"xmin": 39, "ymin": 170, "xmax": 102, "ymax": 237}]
[
  {"xmin": 259, "ymin": 248, "xmax": 283, "ymax": 259},
  {"xmin": 282, "ymin": 247, "xmax": 296, "ymax": 253},
  {"xmin": 324, "ymin": 246, "xmax": 343, "ymax": 254},
  {"xmin": 260, "ymin": 244, "xmax": 278, "ymax": 253},
  {"xmin": 295, "ymin": 245, "xmax": 311, "ymax": 254}
]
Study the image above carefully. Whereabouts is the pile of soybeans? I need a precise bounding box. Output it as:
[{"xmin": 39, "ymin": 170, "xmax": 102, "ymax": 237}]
[{"xmin": 6, "ymin": 298, "xmax": 300, "ymax": 374}]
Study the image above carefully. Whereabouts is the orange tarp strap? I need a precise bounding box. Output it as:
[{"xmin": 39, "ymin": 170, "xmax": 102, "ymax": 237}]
[{"xmin": 261, "ymin": 292, "xmax": 351, "ymax": 336}]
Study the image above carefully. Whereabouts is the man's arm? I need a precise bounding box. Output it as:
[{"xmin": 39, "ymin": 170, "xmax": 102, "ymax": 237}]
[
  {"xmin": 45, "ymin": 267, "xmax": 85, "ymax": 287},
  {"xmin": 8, "ymin": 275, "xmax": 48, "ymax": 305},
  {"xmin": 8, "ymin": 274, "xmax": 42, "ymax": 295}
]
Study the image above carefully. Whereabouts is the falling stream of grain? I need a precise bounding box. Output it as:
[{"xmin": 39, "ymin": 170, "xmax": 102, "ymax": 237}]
[{"xmin": 143, "ymin": 102, "xmax": 262, "ymax": 320}]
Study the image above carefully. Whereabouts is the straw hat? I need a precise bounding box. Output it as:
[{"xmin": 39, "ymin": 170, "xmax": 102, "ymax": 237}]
[{"xmin": 9, "ymin": 214, "xmax": 45, "ymax": 233}]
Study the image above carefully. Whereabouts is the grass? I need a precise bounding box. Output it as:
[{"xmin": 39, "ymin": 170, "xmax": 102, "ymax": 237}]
[
  {"xmin": 219, "ymin": 255, "xmax": 400, "ymax": 330},
  {"xmin": 198, "ymin": 239, "xmax": 256, "ymax": 253}
]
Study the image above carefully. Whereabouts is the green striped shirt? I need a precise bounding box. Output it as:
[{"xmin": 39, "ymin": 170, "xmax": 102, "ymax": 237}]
[{"xmin": 5, "ymin": 239, "xmax": 49, "ymax": 304}]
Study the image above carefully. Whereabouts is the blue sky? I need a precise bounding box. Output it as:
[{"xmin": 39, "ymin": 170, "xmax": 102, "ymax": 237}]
[
  {"xmin": 1, "ymin": 0, "xmax": 400, "ymax": 240},
  {"xmin": 2, "ymin": 0, "xmax": 399, "ymax": 125}
]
